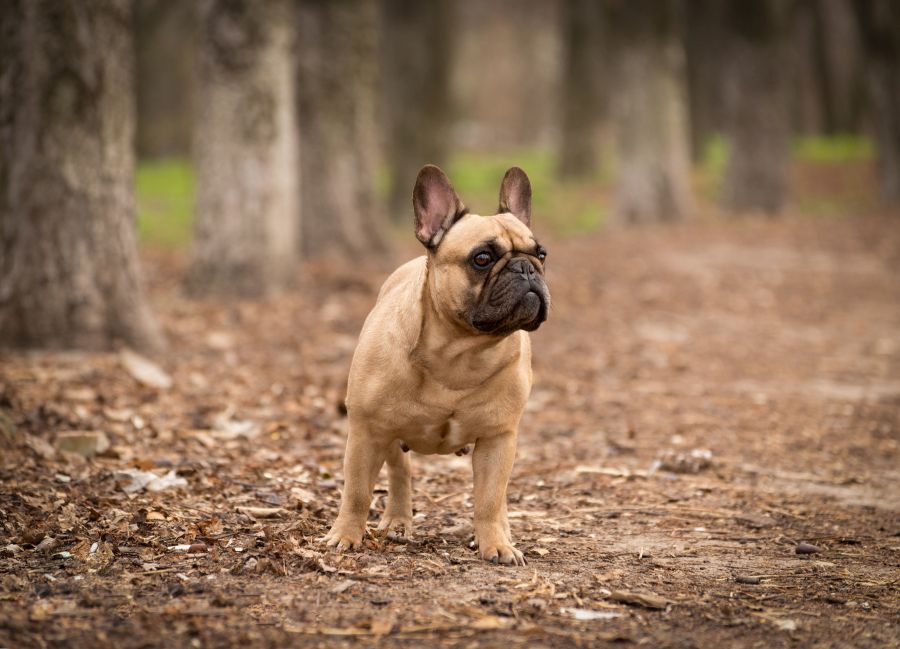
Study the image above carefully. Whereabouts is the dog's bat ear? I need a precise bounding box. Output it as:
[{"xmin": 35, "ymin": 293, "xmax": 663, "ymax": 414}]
[
  {"xmin": 413, "ymin": 165, "xmax": 467, "ymax": 248},
  {"xmin": 498, "ymin": 167, "xmax": 532, "ymax": 227}
]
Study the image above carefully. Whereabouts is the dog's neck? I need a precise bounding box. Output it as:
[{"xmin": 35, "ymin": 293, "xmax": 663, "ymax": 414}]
[{"xmin": 409, "ymin": 266, "xmax": 522, "ymax": 390}]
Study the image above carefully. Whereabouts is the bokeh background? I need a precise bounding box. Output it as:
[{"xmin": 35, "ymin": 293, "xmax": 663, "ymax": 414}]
[
  {"xmin": 2, "ymin": 2, "xmax": 900, "ymax": 647},
  {"xmin": 2, "ymin": 0, "xmax": 899, "ymax": 349}
]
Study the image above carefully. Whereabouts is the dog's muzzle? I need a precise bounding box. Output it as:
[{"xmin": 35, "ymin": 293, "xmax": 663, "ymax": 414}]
[{"xmin": 471, "ymin": 257, "xmax": 550, "ymax": 334}]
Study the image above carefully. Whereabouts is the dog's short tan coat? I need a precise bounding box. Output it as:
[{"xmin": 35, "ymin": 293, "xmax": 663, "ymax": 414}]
[{"xmin": 324, "ymin": 165, "xmax": 549, "ymax": 565}]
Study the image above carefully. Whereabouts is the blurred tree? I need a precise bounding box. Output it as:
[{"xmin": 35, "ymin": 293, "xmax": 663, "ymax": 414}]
[
  {"xmin": 721, "ymin": 0, "xmax": 792, "ymax": 215},
  {"xmin": 380, "ymin": 0, "xmax": 455, "ymax": 222},
  {"xmin": 605, "ymin": 0, "xmax": 692, "ymax": 223},
  {"xmin": 188, "ymin": 0, "xmax": 298, "ymax": 297},
  {"xmin": 853, "ymin": 0, "xmax": 900, "ymax": 203},
  {"xmin": 684, "ymin": 0, "xmax": 726, "ymax": 162},
  {"xmin": 452, "ymin": 0, "xmax": 562, "ymax": 150},
  {"xmin": 135, "ymin": 0, "xmax": 195, "ymax": 159},
  {"xmin": 790, "ymin": 0, "xmax": 865, "ymax": 136},
  {"xmin": 0, "ymin": 0, "xmax": 162, "ymax": 351},
  {"xmin": 558, "ymin": 0, "xmax": 606, "ymax": 179},
  {"xmin": 808, "ymin": 0, "xmax": 866, "ymax": 134},
  {"xmin": 297, "ymin": 0, "xmax": 388, "ymax": 258}
]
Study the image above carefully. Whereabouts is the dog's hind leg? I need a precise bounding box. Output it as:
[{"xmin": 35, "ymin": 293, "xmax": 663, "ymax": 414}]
[{"xmin": 377, "ymin": 439, "xmax": 414, "ymax": 537}]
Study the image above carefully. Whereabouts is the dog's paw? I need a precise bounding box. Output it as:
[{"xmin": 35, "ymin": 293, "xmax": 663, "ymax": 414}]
[
  {"xmin": 376, "ymin": 511, "xmax": 414, "ymax": 538},
  {"xmin": 322, "ymin": 521, "xmax": 365, "ymax": 552},
  {"xmin": 478, "ymin": 542, "xmax": 526, "ymax": 566}
]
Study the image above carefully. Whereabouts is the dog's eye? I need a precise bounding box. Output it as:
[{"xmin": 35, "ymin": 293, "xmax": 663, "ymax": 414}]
[
  {"xmin": 472, "ymin": 251, "xmax": 493, "ymax": 268},
  {"xmin": 537, "ymin": 248, "xmax": 547, "ymax": 262}
]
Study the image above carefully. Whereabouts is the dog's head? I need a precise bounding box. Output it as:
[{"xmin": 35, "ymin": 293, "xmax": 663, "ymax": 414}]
[{"xmin": 413, "ymin": 165, "xmax": 550, "ymax": 336}]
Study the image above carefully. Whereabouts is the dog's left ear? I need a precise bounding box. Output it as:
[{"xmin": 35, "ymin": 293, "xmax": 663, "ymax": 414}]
[{"xmin": 498, "ymin": 167, "xmax": 532, "ymax": 227}]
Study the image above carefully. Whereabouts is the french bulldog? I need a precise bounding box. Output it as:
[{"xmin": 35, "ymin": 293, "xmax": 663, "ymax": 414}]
[{"xmin": 323, "ymin": 165, "xmax": 550, "ymax": 565}]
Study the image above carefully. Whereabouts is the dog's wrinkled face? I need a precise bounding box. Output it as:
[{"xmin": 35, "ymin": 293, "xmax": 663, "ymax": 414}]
[{"xmin": 413, "ymin": 165, "xmax": 551, "ymax": 336}]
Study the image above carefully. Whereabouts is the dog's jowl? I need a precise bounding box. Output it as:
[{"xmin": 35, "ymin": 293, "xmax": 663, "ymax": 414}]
[{"xmin": 323, "ymin": 165, "xmax": 550, "ymax": 566}]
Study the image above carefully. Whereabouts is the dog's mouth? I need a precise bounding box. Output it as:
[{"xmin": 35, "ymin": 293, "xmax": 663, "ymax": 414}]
[
  {"xmin": 521, "ymin": 291, "xmax": 548, "ymax": 332},
  {"xmin": 471, "ymin": 288, "xmax": 549, "ymax": 335}
]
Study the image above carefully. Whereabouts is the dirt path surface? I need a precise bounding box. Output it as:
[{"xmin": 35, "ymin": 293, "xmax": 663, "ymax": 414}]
[{"xmin": 2, "ymin": 217, "xmax": 899, "ymax": 648}]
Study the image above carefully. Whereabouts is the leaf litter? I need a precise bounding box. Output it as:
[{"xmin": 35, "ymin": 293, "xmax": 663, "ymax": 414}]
[{"xmin": 1, "ymin": 217, "xmax": 899, "ymax": 647}]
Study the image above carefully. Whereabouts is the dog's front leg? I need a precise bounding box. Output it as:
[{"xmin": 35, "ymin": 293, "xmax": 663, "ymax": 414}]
[
  {"xmin": 324, "ymin": 423, "xmax": 387, "ymax": 551},
  {"xmin": 471, "ymin": 431, "xmax": 525, "ymax": 566}
]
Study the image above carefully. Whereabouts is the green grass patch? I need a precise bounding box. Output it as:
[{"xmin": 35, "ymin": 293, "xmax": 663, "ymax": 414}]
[
  {"xmin": 447, "ymin": 148, "xmax": 608, "ymax": 235},
  {"xmin": 136, "ymin": 158, "xmax": 194, "ymax": 249},
  {"xmin": 793, "ymin": 135, "xmax": 874, "ymax": 163}
]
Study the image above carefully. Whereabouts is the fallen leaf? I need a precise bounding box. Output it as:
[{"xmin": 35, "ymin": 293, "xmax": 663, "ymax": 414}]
[
  {"xmin": 62, "ymin": 387, "xmax": 96, "ymax": 402},
  {"xmin": 650, "ymin": 448, "xmax": 713, "ymax": 474},
  {"xmin": 236, "ymin": 506, "xmax": 286, "ymax": 519},
  {"xmin": 120, "ymin": 349, "xmax": 172, "ymax": 389},
  {"xmin": 25, "ymin": 435, "xmax": 56, "ymax": 460},
  {"xmin": 470, "ymin": 615, "xmax": 510, "ymax": 630},
  {"xmin": 796, "ymin": 542, "xmax": 820, "ymax": 555},
  {"xmin": 330, "ymin": 579, "xmax": 356, "ymax": 594},
  {"xmin": 369, "ymin": 611, "xmax": 397, "ymax": 637},
  {"xmin": 55, "ymin": 431, "xmax": 110, "ymax": 457},
  {"xmin": 561, "ymin": 607, "xmax": 623, "ymax": 621},
  {"xmin": 610, "ymin": 590, "xmax": 669, "ymax": 609},
  {"xmin": 103, "ymin": 407, "xmax": 134, "ymax": 422},
  {"xmin": 116, "ymin": 469, "xmax": 187, "ymax": 493}
]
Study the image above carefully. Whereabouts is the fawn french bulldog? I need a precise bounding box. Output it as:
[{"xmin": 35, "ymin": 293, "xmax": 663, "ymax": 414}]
[{"xmin": 323, "ymin": 165, "xmax": 550, "ymax": 565}]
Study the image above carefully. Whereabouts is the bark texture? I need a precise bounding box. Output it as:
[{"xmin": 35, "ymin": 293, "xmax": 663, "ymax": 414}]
[
  {"xmin": 789, "ymin": 0, "xmax": 865, "ymax": 136},
  {"xmin": 380, "ymin": 0, "xmax": 454, "ymax": 221},
  {"xmin": 135, "ymin": 0, "xmax": 196, "ymax": 159},
  {"xmin": 558, "ymin": 0, "xmax": 606, "ymax": 179},
  {"xmin": 297, "ymin": 0, "xmax": 387, "ymax": 259},
  {"xmin": 188, "ymin": 0, "xmax": 298, "ymax": 297},
  {"xmin": 684, "ymin": 0, "xmax": 727, "ymax": 162},
  {"xmin": 853, "ymin": 0, "xmax": 900, "ymax": 203},
  {"xmin": 606, "ymin": 0, "xmax": 692, "ymax": 223},
  {"xmin": 721, "ymin": 0, "xmax": 792, "ymax": 215},
  {"xmin": 0, "ymin": 0, "xmax": 162, "ymax": 351}
]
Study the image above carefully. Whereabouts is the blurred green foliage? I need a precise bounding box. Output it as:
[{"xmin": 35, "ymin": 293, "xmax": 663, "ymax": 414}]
[
  {"xmin": 698, "ymin": 134, "xmax": 875, "ymax": 210},
  {"xmin": 792, "ymin": 135, "xmax": 874, "ymax": 163},
  {"xmin": 447, "ymin": 149, "xmax": 608, "ymax": 235},
  {"xmin": 135, "ymin": 136, "xmax": 875, "ymax": 249},
  {"xmin": 136, "ymin": 159, "xmax": 194, "ymax": 248}
]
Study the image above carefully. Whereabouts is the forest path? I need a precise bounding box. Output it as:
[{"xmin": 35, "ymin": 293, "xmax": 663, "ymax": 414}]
[{"xmin": 2, "ymin": 216, "xmax": 898, "ymax": 648}]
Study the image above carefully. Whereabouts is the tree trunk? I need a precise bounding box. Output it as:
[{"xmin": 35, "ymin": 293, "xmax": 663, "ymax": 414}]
[
  {"xmin": 606, "ymin": 0, "xmax": 692, "ymax": 223},
  {"xmin": 297, "ymin": 0, "xmax": 388, "ymax": 258},
  {"xmin": 135, "ymin": 0, "xmax": 196, "ymax": 159},
  {"xmin": 380, "ymin": 0, "xmax": 455, "ymax": 221},
  {"xmin": 0, "ymin": 0, "xmax": 162, "ymax": 351},
  {"xmin": 721, "ymin": 0, "xmax": 792, "ymax": 215},
  {"xmin": 558, "ymin": 0, "xmax": 606, "ymax": 179},
  {"xmin": 684, "ymin": 0, "xmax": 727, "ymax": 162},
  {"xmin": 188, "ymin": 0, "xmax": 298, "ymax": 297},
  {"xmin": 853, "ymin": 0, "xmax": 900, "ymax": 203},
  {"xmin": 790, "ymin": 0, "xmax": 866, "ymax": 137}
]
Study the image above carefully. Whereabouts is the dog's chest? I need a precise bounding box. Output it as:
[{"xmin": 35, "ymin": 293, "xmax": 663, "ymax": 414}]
[{"xmin": 404, "ymin": 417, "xmax": 471, "ymax": 455}]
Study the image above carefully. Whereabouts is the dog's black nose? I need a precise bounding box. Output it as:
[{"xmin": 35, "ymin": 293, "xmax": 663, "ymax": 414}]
[{"xmin": 508, "ymin": 257, "xmax": 536, "ymax": 279}]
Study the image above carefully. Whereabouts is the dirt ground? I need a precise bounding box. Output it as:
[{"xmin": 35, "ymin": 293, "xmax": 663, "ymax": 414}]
[{"xmin": 1, "ymin": 215, "xmax": 899, "ymax": 648}]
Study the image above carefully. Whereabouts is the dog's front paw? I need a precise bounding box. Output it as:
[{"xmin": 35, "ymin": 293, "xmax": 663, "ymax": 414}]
[
  {"xmin": 322, "ymin": 520, "xmax": 365, "ymax": 552},
  {"xmin": 478, "ymin": 541, "xmax": 526, "ymax": 566},
  {"xmin": 474, "ymin": 525, "xmax": 526, "ymax": 566},
  {"xmin": 376, "ymin": 511, "xmax": 414, "ymax": 538}
]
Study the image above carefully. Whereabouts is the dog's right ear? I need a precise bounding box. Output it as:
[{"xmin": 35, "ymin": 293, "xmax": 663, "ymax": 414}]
[{"xmin": 413, "ymin": 165, "xmax": 467, "ymax": 249}]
